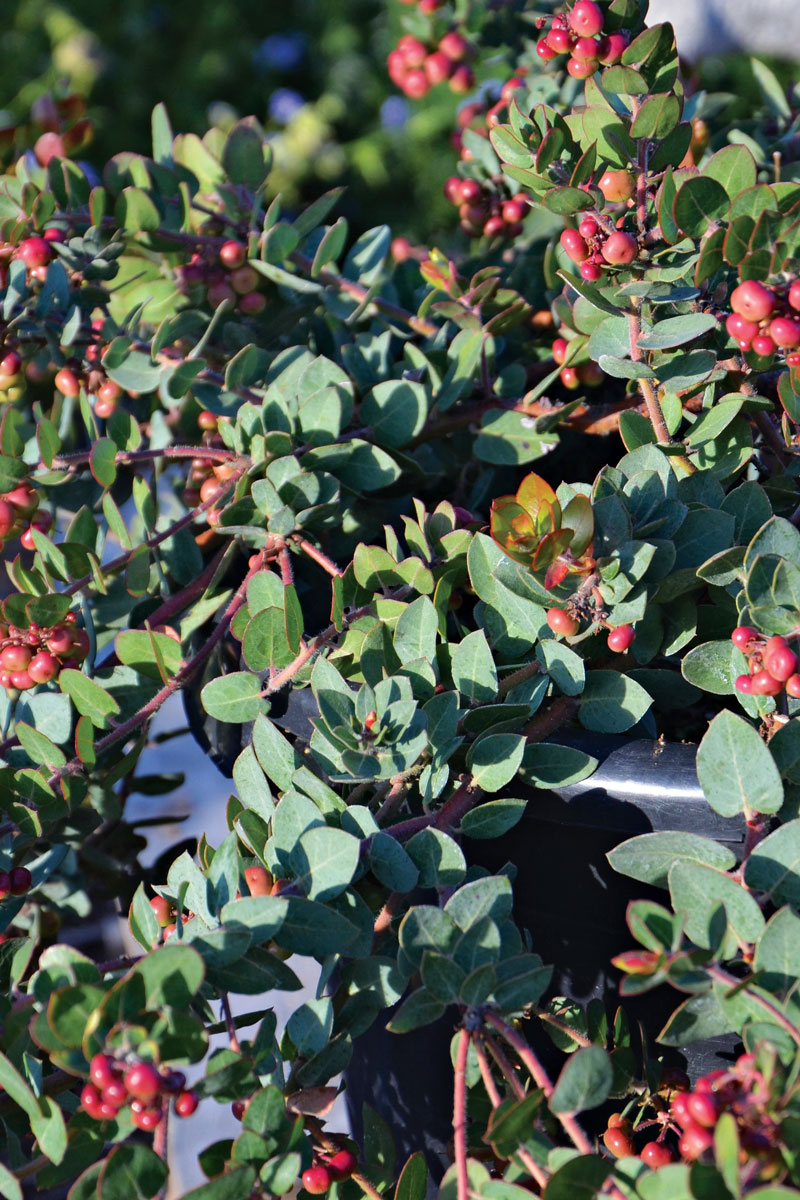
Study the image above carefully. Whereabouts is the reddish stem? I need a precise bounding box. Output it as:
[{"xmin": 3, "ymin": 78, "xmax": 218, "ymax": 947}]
[{"xmin": 453, "ymin": 1028, "xmax": 469, "ymax": 1200}]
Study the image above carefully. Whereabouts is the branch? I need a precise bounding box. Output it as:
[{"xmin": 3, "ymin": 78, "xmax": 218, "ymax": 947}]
[{"xmin": 453, "ymin": 1028, "xmax": 470, "ymax": 1200}]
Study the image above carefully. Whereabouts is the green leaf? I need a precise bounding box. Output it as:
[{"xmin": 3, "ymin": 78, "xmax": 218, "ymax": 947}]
[
  {"xmin": 98, "ymin": 1144, "xmax": 168, "ymax": 1200},
  {"xmin": 703, "ymin": 144, "xmax": 758, "ymax": 196},
  {"xmin": 179, "ymin": 1170, "xmax": 257, "ymax": 1200},
  {"xmin": 681, "ymin": 641, "xmax": 740, "ymax": 695},
  {"xmin": 608, "ymin": 832, "xmax": 737, "ymax": 889},
  {"xmin": 59, "ymin": 670, "xmax": 120, "ymax": 729},
  {"xmin": 673, "ymin": 177, "xmax": 730, "ymax": 236},
  {"xmin": 280, "ymin": 897, "xmax": 360, "ymax": 956},
  {"xmin": 520, "ymin": 744, "xmax": 597, "ymax": 789},
  {"xmin": 405, "ymin": 828, "xmax": 466, "ymax": 887},
  {"xmin": 201, "ymin": 673, "xmax": 267, "ymax": 724},
  {"xmin": 753, "ymin": 906, "xmax": 800, "ymax": 993},
  {"xmin": 579, "ymin": 671, "xmax": 652, "ymax": 732},
  {"xmin": 744, "ymin": 820, "xmax": 800, "ymax": 906},
  {"xmin": 550, "ymin": 1047, "xmax": 613, "ymax": 1114},
  {"xmin": 361, "ymin": 381, "xmax": 428, "ymax": 448},
  {"xmin": 539, "ymin": 1157, "xmax": 611, "ymax": 1200},
  {"xmin": 630, "ymin": 93, "xmax": 681, "ymax": 139},
  {"xmin": 369, "ymin": 832, "xmax": 419, "ymax": 891},
  {"xmin": 452, "ymin": 630, "xmax": 498, "ymax": 703},
  {"xmin": 461, "ymin": 799, "xmax": 527, "ymax": 840},
  {"xmin": 394, "ymin": 1153, "xmax": 428, "ymax": 1200},
  {"xmin": 466, "ymin": 734, "xmax": 525, "ymax": 793},
  {"xmin": 115, "ymin": 631, "xmax": 182, "ymax": 681},
  {"xmin": 696, "ymin": 710, "xmax": 783, "ymax": 817},
  {"xmin": 385, "ymin": 988, "xmax": 446, "ymax": 1033},
  {"xmin": 637, "ymin": 313, "xmax": 717, "ymax": 351},
  {"xmin": 291, "ymin": 825, "xmax": 360, "ymax": 901},
  {"xmin": 484, "ymin": 1092, "xmax": 543, "ymax": 1157},
  {"xmin": 223, "ymin": 119, "xmax": 269, "ymax": 190},
  {"xmin": 301, "ymin": 440, "xmax": 400, "ymax": 492},
  {"xmin": 668, "ymin": 860, "xmax": 765, "ymax": 952}
]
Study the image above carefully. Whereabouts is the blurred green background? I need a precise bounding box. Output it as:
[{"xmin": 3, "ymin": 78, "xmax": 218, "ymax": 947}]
[
  {"xmin": 1, "ymin": 1, "xmax": 796, "ymax": 246},
  {"xmin": 0, "ymin": 0, "xmax": 468, "ymax": 243}
]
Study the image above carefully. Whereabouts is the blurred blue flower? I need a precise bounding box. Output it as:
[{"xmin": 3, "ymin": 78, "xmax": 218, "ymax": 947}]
[
  {"xmin": 380, "ymin": 96, "xmax": 410, "ymax": 130},
  {"xmin": 269, "ymin": 88, "xmax": 305, "ymax": 125},
  {"xmin": 253, "ymin": 32, "xmax": 307, "ymax": 73}
]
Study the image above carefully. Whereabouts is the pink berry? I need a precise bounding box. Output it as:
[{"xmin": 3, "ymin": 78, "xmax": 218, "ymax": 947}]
[
  {"xmin": 769, "ymin": 317, "xmax": 800, "ymax": 348},
  {"xmin": 581, "ymin": 261, "xmax": 603, "ymax": 280},
  {"xmin": 786, "ymin": 674, "xmax": 800, "ymax": 698},
  {"xmin": 607, "ymin": 625, "xmax": 635, "ymax": 652},
  {"xmin": 567, "ymin": 56, "xmax": 596, "ymax": 79},
  {"xmin": 569, "ymin": 0, "xmax": 604, "ymax": 38},
  {"xmin": 219, "ymin": 241, "xmax": 246, "ymax": 269},
  {"xmin": 174, "ymin": 1090, "xmax": 199, "ymax": 1118},
  {"xmin": 766, "ymin": 645, "xmax": 798, "ymax": 682},
  {"xmin": 789, "ymin": 280, "xmax": 800, "ymax": 311},
  {"xmin": 751, "ymin": 335, "xmax": 776, "ymax": 357},
  {"xmin": 425, "ymin": 51, "xmax": 453, "ymax": 85},
  {"xmin": 578, "ymin": 216, "xmax": 598, "ymax": 239},
  {"xmin": 560, "ymin": 228, "xmax": 590, "ymax": 263},
  {"xmin": 735, "ymin": 672, "xmax": 753, "ymax": 693},
  {"xmin": 546, "ymin": 27, "xmax": 572, "ymax": 54},
  {"xmin": 536, "ymin": 38, "xmax": 558, "ymax": 61},
  {"xmin": 89, "ymin": 1054, "xmax": 117, "ymax": 1090},
  {"xmin": 726, "ymin": 313, "xmax": 759, "ymax": 343},
  {"xmin": 602, "ymin": 232, "xmax": 638, "ymax": 266},
  {"xmin": 17, "ymin": 237, "xmax": 51, "ymax": 269},
  {"xmin": 730, "ymin": 280, "xmax": 774, "ymax": 322},
  {"xmin": 572, "ymin": 36, "xmax": 600, "ymax": 62},
  {"xmin": 552, "ymin": 338, "xmax": 568, "ymax": 364},
  {"xmin": 439, "ymin": 31, "xmax": 469, "ymax": 61},
  {"xmin": 750, "ymin": 669, "xmax": 783, "ymax": 696},
  {"xmin": 124, "ymin": 1063, "xmax": 162, "ymax": 1102},
  {"xmin": 731, "ymin": 625, "xmax": 759, "ymax": 649},
  {"xmin": 686, "ymin": 1092, "xmax": 718, "ymax": 1129},
  {"xmin": 599, "ymin": 32, "xmax": 629, "ymax": 64},
  {"xmin": 678, "ymin": 1123, "xmax": 713, "ymax": 1160}
]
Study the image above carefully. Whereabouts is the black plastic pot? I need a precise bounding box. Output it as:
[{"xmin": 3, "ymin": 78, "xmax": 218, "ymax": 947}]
[{"xmin": 345, "ymin": 733, "xmax": 746, "ymax": 1178}]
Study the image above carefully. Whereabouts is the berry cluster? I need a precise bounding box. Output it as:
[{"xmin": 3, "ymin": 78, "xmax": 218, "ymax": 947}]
[
  {"xmin": 732, "ymin": 626, "xmax": 800, "ymax": 697},
  {"xmin": 725, "ymin": 278, "xmax": 800, "ymax": 363},
  {"xmin": 301, "ymin": 1151, "xmax": 358, "ymax": 1194},
  {"xmin": 552, "ymin": 338, "xmax": 604, "ymax": 389},
  {"xmin": 451, "ymin": 75, "xmax": 528, "ymax": 163},
  {"xmin": 0, "ymin": 866, "xmax": 32, "ymax": 901},
  {"xmin": 560, "ymin": 219, "xmax": 638, "ymax": 280},
  {"xmin": 535, "ymin": 2, "xmax": 629, "ymax": 77},
  {"xmin": 546, "ymin": 606, "xmax": 635, "ymax": 652},
  {"xmin": 0, "ymin": 481, "xmax": 51, "ymax": 552},
  {"xmin": 443, "ymin": 175, "xmax": 527, "ymax": 240},
  {"xmin": 387, "ymin": 31, "xmax": 475, "ymax": 98},
  {"xmin": 82, "ymin": 1053, "xmax": 198, "ymax": 1131},
  {"xmin": 396, "ymin": 0, "xmax": 442, "ymax": 11},
  {"xmin": 0, "ymin": 613, "xmax": 89, "ymax": 693},
  {"xmin": 178, "ymin": 240, "xmax": 266, "ymax": 315},
  {"xmin": 182, "ymin": 443, "xmax": 238, "ymax": 526}
]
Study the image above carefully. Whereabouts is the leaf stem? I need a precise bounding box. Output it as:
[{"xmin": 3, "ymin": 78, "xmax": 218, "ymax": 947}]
[{"xmin": 453, "ymin": 1027, "xmax": 470, "ymax": 1200}]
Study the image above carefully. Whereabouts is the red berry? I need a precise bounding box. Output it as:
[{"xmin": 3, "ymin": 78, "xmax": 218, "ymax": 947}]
[
  {"xmin": 17, "ymin": 237, "xmax": 51, "ymax": 268},
  {"xmin": 439, "ymin": 31, "xmax": 469, "ymax": 61},
  {"xmin": 581, "ymin": 261, "xmax": 603, "ymax": 281},
  {"xmin": 547, "ymin": 608, "xmax": 579, "ymax": 637},
  {"xmin": 735, "ymin": 674, "xmax": 754, "ymax": 694},
  {"xmin": 46, "ymin": 625, "xmax": 74, "ymax": 656},
  {"xmin": 448, "ymin": 65, "xmax": 474, "ymax": 94},
  {"xmin": 567, "ymin": 56, "xmax": 596, "ymax": 79},
  {"xmin": 483, "ymin": 216, "xmax": 506, "ymax": 238},
  {"xmin": 546, "ymin": 27, "xmax": 572, "ymax": 54},
  {"xmin": 81, "ymin": 1084, "xmax": 103, "ymax": 1117},
  {"xmin": 569, "ymin": 0, "xmax": 604, "ymax": 37},
  {"xmin": 766, "ymin": 645, "xmax": 798, "ymax": 682},
  {"xmin": 769, "ymin": 317, "xmax": 800, "ymax": 348},
  {"xmin": 9, "ymin": 867, "xmax": 31, "ymax": 896},
  {"xmin": 0, "ymin": 499, "xmax": 15, "ymax": 538},
  {"xmin": 560, "ymin": 366, "xmax": 580, "ymax": 389},
  {"xmin": 686, "ymin": 1092, "xmax": 718, "ymax": 1128},
  {"xmin": 244, "ymin": 865, "xmax": 272, "ymax": 896},
  {"xmin": 789, "ymin": 280, "xmax": 800, "ymax": 311},
  {"xmin": 174, "ymin": 1089, "xmax": 199, "ymax": 1118},
  {"xmin": 731, "ymin": 625, "xmax": 759, "ymax": 649},
  {"xmin": 552, "ymin": 338, "xmax": 569, "ymax": 364},
  {"xmin": 131, "ymin": 1106, "xmax": 162, "ymax": 1131},
  {"xmin": 89, "ymin": 1054, "xmax": 117, "ymax": 1090},
  {"xmin": 302, "ymin": 1167, "xmax": 332, "ymax": 1195},
  {"xmin": 726, "ymin": 313, "xmax": 759, "ymax": 342},
  {"xmin": 640, "ymin": 1142, "xmax": 674, "ymax": 1169},
  {"xmin": 678, "ymin": 1122, "xmax": 713, "ymax": 1160},
  {"xmin": 0, "ymin": 352, "xmax": 21, "ymax": 377},
  {"xmin": 124, "ymin": 1062, "xmax": 162, "ymax": 1102},
  {"xmin": 458, "ymin": 178, "xmax": 483, "ymax": 205},
  {"xmin": 239, "ymin": 291, "xmax": 266, "ymax": 314},
  {"xmin": 670, "ymin": 1092, "xmax": 692, "ymax": 1127},
  {"xmin": 43, "ymin": 227, "xmax": 66, "ymax": 243},
  {"xmin": 598, "ymin": 171, "xmax": 635, "ymax": 203},
  {"xmin": 752, "ymin": 335, "xmax": 776, "ymax": 358},
  {"xmin": 102, "ymin": 1080, "xmax": 127, "ymax": 1108},
  {"xmin": 787, "ymin": 674, "xmax": 800, "ymax": 698},
  {"xmin": 750, "ymin": 669, "xmax": 783, "ymax": 696},
  {"xmin": 232, "ymin": 1099, "xmax": 247, "ymax": 1120},
  {"xmin": 5, "ymin": 484, "xmax": 37, "ymax": 516},
  {"xmin": 578, "ymin": 216, "xmax": 598, "ymax": 239},
  {"xmin": 572, "ymin": 36, "xmax": 600, "ymax": 62},
  {"xmin": 425, "ymin": 52, "xmax": 453, "ymax": 85},
  {"xmin": 403, "ymin": 70, "xmax": 430, "ymax": 99},
  {"xmin": 608, "ymin": 625, "xmax": 635, "ymax": 652},
  {"xmin": 599, "ymin": 32, "xmax": 629, "ymax": 64},
  {"xmin": 54, "ymin": 368, "xmax": 80, "ymax": 397},
  {"xmin": 0, "ymin": 645, "xmax": 32, "ymax": 672},
  {"xmin": 502, "ymin": 199, "xmax": 527, "ymax": 224},
  {"xmin": 150, "ymin": 895, "xmax": 173, "ymax": 927},
  {"xmin": 602, "ymin": 232, "xmax": 638, "ymax": 266},
  {"xmin": 602, "ymin": 1126, "xmax": 634, "ymax": 1157},
  {"xmin": 730, "ymin": 280, "xmax": 774, "ymax": 322},
  {"xmin": 560, "ymin": 228, "xmax": 590, "ymax": 263},
  {"xmin": 219, "ymin": 241, "xmax": 246, "ymax": 269},
  {"xmin": 327, "ymin": 1151, "xmax": 358, "ymax": 1181},
  {"xmin": 536, "ymin": 38, "xmax": 557, "ymax": 61}
]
